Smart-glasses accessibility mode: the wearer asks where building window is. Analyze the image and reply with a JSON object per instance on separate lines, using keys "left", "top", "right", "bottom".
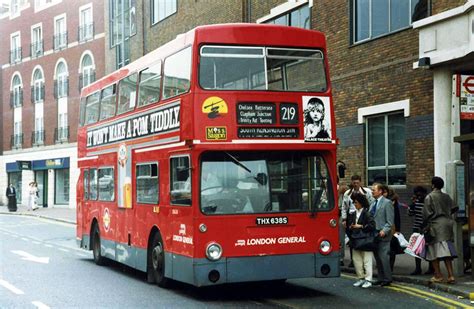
{"left": 55, "top": 169, "right": 69, "bottom": 204}
{"left": 136, "top": 163, "right": 159, "bottom": 204}
{"left": 32, "top": 69, "right": 44, "bottom": 103}
{"left": 33, "top": 102, "right": 44, "bottom": 145}
{"left": 54, "top": 16, "right": 67, "bottom": 50}
{"left": 353, "top": 0, "right": 429, "bottom": 43}
{"left": 366, "top": 112, "right": 406, "bottom": 185}
{"left": 11, "top": 75, "right": 23, "bottom": 108}
{"left": 55, "top": 62, "right": 69, "bottom": 98}
{"left": 266, "top": 4, "right": 310, "bottom": 29}
{"left": 10, "top": 34, "right": 21, "bottom": 64}
{"left": 57, "top": 112, "right": 68, "bottom": 142}
{"left": 151, "top": 0, "right": 177, "bottom": 24}
{"left": 80, "top": 54, "right": 95, "bottom": 89}
{"left": 31, "top": 26, "right": 43, "bottom": 58}
{"left": 13, "top": 121, "right": 22, "bottom": 148}
{"left": 110, "top": 0, "right": 135, "bottom": 69}
{"left": 10, "top": 0, "right": 19, "bottom": 16}
{"left": 79, "top": 6, "right": 94, "bottom": 42}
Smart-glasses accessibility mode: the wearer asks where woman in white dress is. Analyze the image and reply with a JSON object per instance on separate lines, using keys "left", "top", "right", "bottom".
{"left": 28, "top": 182, "right": 39, "bottom": 211}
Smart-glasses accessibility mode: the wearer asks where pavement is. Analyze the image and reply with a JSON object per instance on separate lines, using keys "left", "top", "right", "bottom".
{"left": 1, "top": 204, "right": 473, "bottom": 301}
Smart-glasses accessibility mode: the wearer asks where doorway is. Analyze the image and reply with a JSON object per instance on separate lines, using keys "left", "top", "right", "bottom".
{"left": 35, "top": 170, "right": 48, "bottom": 207}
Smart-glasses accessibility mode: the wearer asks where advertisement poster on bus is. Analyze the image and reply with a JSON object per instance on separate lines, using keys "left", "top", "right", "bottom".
{"left": 458, "top": 75, "right": 474, "bottom": 120}
{"left": 303, "top": 96, "right": 332, "bottom": 142}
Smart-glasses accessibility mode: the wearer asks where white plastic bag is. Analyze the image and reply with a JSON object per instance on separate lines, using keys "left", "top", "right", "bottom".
{"left": 394, "top": 232, "right": 409, "bottom": 248}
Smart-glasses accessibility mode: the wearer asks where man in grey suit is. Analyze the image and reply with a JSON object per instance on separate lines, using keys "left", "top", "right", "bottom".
{"left": 370, "top": 183, "right": 394, "bottom": 286}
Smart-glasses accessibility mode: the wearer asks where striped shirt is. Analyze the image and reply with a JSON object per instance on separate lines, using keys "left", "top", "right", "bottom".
{"left": 408, "top": 200, "right": 424, "bottom": 232}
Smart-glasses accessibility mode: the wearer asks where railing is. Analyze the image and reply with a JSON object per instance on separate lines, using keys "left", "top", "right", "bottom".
{"left": 53, "top": 32, "right": 68, "bottom": 50}
{"left": 78, "top": 23, "right": 94, "bottom": 42}
{"left": 30, "top": 41, "right": 44, "bottom": 58}
{"left": 32, "top": 130, "right": 45, "bottom": 146}
{"left": 10, "top": 134, "right": 23, "bottom": 149}
{"left": 55, "top": 126, "right": 69, "bottom": 143}
{"left": 10, "top": 48, "right": 22, "bottom": 64}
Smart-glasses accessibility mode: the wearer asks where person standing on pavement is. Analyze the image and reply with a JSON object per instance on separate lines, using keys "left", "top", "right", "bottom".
{"left": 348, "top": 193, "right": 375, "bottom": 289}
{"left": 370, "top": 182, "right": 394, "bottom": 286}
{"left": 387, "top": 188, "right": 402, "bottom": 272}
{"left": 28, "top": 182, "right": 39, "bottom": 211}
{"left": 408, "top": 186, "right": 434, "bottom": 275}
{"left": 423, "top": 176, "right": 458, "bottom": 284}
{"left": 5, "top": 183, "right": 17, "bottom": 212}
{"left": 342, "top": 175, "right": 373, "bottom": 267}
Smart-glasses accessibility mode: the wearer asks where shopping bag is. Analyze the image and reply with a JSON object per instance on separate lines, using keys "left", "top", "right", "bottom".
{"left": 394, "top": 232, "right": 409, "bottom": 248}
{"left": 404, "top": 233, "right": 425, "bottom": 259}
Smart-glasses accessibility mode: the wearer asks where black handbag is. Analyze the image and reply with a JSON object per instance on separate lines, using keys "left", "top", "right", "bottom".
{"left": 351, "top": 229, "right": 378, "bottom": 251}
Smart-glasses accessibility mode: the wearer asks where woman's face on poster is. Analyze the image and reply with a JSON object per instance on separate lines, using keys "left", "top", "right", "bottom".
{"left": 308, "top": 103, "right": 324, "bottom": 122}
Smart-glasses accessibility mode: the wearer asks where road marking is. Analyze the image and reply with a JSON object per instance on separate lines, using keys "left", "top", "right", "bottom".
{"left": 32, "top": 301, "right": 51, "bottom": 309}
{"left": 342, "top": 274, "right": 470, "bottom": 308}
{"left": 387, "top": 286, "right": 454, "bottom": 309}
{"left": 11, "top": 250, "right": 50, "bottom": 264}
{"left": 21, "top": 237, "right": 29, "bottom": 241}
{"left": 58, "top": 248, "right": 69, "bottom": 252}
{"left": 32, "top": 241, "right": 41, "bottom": 245}
{"left": 390, "top": 283, "right": 473, "bottom": 309}
{"left": 44, "top": 244, "right": 53, "bottom": 248}
{"left": 0, "top": 279, "right": 24, "bottom": 295}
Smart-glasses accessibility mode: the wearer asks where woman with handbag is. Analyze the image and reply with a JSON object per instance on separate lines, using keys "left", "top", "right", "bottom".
{"left": 348, "top": 193, "right": 376, "bottom": 289}
{"left": 423, "top": 177, "right": 458, "bottom": 284}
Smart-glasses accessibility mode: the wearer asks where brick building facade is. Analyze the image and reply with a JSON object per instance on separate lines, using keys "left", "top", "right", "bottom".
{"left": 0, "top": 0, "right": 105, "bottom": 208}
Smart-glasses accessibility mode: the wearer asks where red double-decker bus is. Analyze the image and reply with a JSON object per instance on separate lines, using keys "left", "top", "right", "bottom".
{"left": 76, "top": 23, "right": 339, "bottom": 287}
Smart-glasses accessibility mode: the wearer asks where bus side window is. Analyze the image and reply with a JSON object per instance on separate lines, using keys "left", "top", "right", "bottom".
{"left": 136, "top": 163, "right": 159, "bottom": 204}
{"left": 99, "top": 84, "right": 117, "bottom": 120}
{"left": 138, "top": 62, "right": 161, "bottom": 107}
{"left": 98, "top": 167, "right": 114, "bottom": 201}
{"left": 89, "top": 168, "right": 98, "bottom": 200}
{"left": 163, "top": 47, "right": 191, "bottom": 99}
{"left": 170, "top": 156, "right": 190, "bottom": 205}
{"left": 117, "top": 73, "right": 138, "bottom": 115}
{"left": 79, "top": 97, "right": 87, "bottom": 127}
{"left": 83, "top": 169, "right": 89, "bottom": 200}
{"left": 84, "top": 92, "right": 100, "bottom": 125}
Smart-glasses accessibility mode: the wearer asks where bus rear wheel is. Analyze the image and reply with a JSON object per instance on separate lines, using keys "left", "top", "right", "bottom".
{"left": 148, "top": 233, "right": 170, "bottom": 288}
{"left": 92, "top": 224, "right": 108, "bottom": 266}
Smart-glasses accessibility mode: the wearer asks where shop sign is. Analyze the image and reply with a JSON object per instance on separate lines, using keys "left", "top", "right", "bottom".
{"left": 17, "top": 161, "right": 31, "bottom": 170}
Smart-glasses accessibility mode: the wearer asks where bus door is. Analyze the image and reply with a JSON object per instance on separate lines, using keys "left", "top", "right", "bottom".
{"left": 169, "top": 155, "right": 194, "bottom": 259}
{"left": 115, "top": 145, "right": 136, "bottom": 267}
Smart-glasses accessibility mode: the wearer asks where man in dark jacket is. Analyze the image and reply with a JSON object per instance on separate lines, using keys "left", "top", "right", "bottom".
{"left": 6, "top": 183, "right": 17, "bottom": 212}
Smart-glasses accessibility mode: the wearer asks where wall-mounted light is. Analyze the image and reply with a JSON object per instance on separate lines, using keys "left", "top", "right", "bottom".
{"left": 418, "top": 57, "right": 431, "bottom": 69}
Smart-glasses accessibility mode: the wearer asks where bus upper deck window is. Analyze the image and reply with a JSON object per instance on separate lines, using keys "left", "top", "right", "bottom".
{"left": 163, "top": 47, "right": 191, "bottom": 99}
{"left": 117, "top": 73, "right": 138, "bottom": 115}
{"left": 138, "top": 61, "right": 161, "bottom": 107}
{"left": 99, "top": 84, "right": 117, "bottom": 120}
{"left": 84, "top": 92, "right": 100, "bottom": 125}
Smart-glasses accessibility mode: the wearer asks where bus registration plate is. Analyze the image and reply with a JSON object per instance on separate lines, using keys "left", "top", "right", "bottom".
{"left": 256, "top": 216, "right": 288, "bottom": 225}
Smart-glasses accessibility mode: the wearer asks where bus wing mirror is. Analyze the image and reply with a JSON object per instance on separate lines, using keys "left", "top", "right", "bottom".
{"left": 255, "top": 173, "right": 268, "bottom": 186}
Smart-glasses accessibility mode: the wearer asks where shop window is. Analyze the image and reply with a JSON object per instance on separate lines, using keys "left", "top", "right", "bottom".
{"left": 8, "top": 172, "right": 22, "bottom": 204}
{"left": 55, "top": 169, "right": 69, "bottom": 204}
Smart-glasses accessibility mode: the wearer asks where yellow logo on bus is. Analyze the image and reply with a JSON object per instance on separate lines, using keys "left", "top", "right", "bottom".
{"left": 202, "top": 96, "right": 228, "bottom": 119}
{"left": 206, "top": 127, "right": 227, "bottom": 140}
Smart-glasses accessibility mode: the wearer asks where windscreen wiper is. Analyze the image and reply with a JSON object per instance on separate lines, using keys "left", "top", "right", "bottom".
{"left": 225, "top": 152, "right": 252, "bottom": 174}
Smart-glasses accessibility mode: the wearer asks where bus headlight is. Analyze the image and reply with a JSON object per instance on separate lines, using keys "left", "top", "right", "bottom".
{"left": 319, "top": 240, "right": 331, "bottom": 255}
{"left": 206, "top": 242, "right": 223, "bottom": 261}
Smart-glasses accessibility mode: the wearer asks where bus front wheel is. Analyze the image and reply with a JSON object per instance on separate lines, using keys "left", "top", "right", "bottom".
{"left": 149, "top": 233, "right": 170, "bottom": 288}
{"left": 92, "top": 224, "right": 108, "bottom": 266}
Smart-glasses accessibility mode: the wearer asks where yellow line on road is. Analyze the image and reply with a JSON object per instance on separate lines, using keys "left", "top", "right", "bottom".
{"left": 390, "top": 283, "right": 473, "bottom": 309}
{"left": 387, "top": 286, "right": 454, "bottom": 309}
{"left": 342, "top": 274, "right": 471, "bottom": 309}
